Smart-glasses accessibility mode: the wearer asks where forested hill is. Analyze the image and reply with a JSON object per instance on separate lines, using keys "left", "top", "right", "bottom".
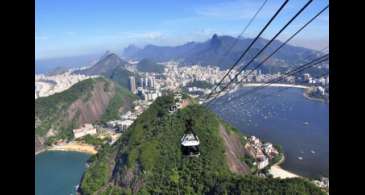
{"left": 74, "top": 53, "right": 138, "bottom": 89}
{"left": 79, "top": 95, "right": 325, "bottom": 195}
{"left": 35, "top": 77, "right": 135, "bottom": 153}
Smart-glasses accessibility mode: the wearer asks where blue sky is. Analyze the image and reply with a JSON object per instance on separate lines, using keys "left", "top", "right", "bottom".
{"left": 35, "top": 0, "right": 329, "bottom": 60}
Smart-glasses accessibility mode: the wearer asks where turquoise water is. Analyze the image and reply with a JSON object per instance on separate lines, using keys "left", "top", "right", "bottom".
{"left": 35, "top": 151, "right": 90, "bottom": 195}
{"left": 210, "top": 87, "right": 329, "bottom": 178}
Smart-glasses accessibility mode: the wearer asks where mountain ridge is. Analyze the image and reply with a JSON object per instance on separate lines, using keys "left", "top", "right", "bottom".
{"left": 74, "top": 52, "right": 139, "bottom": 90}
{"left": 123, "top": 34, "right": 321, "bottom": 72}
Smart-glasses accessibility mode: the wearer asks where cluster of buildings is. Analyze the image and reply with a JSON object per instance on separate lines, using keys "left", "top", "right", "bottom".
{"left": 169, "top": 93, "right": 189, "bottom": 113}
{"left": 245, "top": 136, "right": 279, "bottom": 170}
{"left": 303, "top": 73, "right": 329, "bottom": 86}
{"left": 302, "top": 73, "right": 329, "bottom": 98}
{"left": 129, "top": 73, "right": 163, "bottom": 101}
{"left": 105, "top": 98, "right": 152, "bottom": 132}
{"left": 160, "top": 63, "right": 328, "bottom": 99}
{"left": 35, "top": 71, "right": 96, "bottom": 99}
{"left": 72, "top": 123, "right": 97, "bottom": 139}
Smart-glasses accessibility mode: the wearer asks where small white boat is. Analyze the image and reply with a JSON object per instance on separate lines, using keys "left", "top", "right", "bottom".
{"left": 311, "top": 150, "right": 316, "bottom": 154}
{"left": 298, "top": 157, "right": 303, "bottom": 160}
{"left": 304, "top": 122, "right": 309, "bottom": 125}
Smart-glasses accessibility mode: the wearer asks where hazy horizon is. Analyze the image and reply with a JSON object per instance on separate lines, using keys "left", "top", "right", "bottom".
{"left": 36, "top": 0, "right": 328, "bottom": 60}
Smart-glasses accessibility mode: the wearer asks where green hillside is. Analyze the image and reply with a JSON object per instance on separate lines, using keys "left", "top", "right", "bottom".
{"left": 35, "top": 77, "right": 135, "bottom": 143}
{"left": 137, "top": 58, "right": 164, "bottom": 73}
{"left": 80, "top": 95, "right": 325, "bottom": 195}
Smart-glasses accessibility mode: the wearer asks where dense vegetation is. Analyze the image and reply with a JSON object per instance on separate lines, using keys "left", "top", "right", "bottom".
{"left": 35, "top": 78, "right": 97, "bottom": 137}
{"left": 106, "top": 66, "right": 137, "bottom": 89}
{"left": 35, "top": 77, "right": 134, "bottom": 146}
{"left": 136, "top": 58, "right": 164, "bottom": 73}
{"left": 100, "top": 84, "right": 136, "bottom": 123}
{"left": 185, "top": 80, "right": 213, "bottom": 89}
{"left": 81, "top": 144, "right": 116, "bottom": 195}
{"left": 80, "top": 95, "right": 325, "bottom": 195}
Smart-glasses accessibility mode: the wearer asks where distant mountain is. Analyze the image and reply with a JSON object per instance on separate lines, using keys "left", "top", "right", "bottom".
{"left": 76, "top": 52, "right": 129, "bottom": 76}
{"left": 35, "top": 77, "right": 135, "bottom": 153}
{"left": 123, "top": 34, "right": 322, "bottom": 73}
{"left": 122, "top": 44, "right": 141, "bottom": 57}
{"left": 74, "top": 52, "right": 139, "bottom": 89}
{"left": 136, "top": 58, "right": 164, "bottom": 73}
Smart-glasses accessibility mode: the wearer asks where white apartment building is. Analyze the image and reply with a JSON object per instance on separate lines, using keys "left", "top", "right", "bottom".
{"left": 257, "top": 156, "right": 269, "bottom": 169}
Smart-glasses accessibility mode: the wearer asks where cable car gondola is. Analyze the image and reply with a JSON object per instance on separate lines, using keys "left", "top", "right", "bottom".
{"left": 169, "top": 104, "right": 177, "bottom": 113}
{"left": 181, "top": 119, "right": 200, "bottom": 157}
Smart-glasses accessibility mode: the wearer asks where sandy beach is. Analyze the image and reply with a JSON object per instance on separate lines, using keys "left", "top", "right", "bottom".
{"left": 47, "top": 142, "right": 97, "bottom": 154}
{"left": 269, "top": 165, "right": 301, "bottom": 179}
{"left": 268, "top": 156, "right": 301, "bottom": 179}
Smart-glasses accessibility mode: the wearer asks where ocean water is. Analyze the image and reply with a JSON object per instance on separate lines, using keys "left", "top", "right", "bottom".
{"left": 35, "top": 151, "right": 90, "bottom": 195}
{"left": 209, "top": 87, "right": 329, "bottom": 178}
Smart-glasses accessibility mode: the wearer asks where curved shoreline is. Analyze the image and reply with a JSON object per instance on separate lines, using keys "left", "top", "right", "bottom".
{"left": 269, "top": 155, "right": 301, "bottom": 179}
{"left": 240, "top": 83, "right": 309, "bottom": 89}
{"left": 35, "top": 142, "right": 97, "bottom": 156}
{"left": 302, "top": 90, "right": 328, "bottom": 103}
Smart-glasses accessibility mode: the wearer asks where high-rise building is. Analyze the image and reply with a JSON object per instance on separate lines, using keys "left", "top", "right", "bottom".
{"left": 140, "top": 78, "right": 144, "bottom": 88}
{"left": 303, "top": 73, "right": 311, "bottom": 82}
{"left": 145, "top": 77, "right": 149, "bottom": 87}
{"left": 149, "top": 77, "right": 155, "bottom": 88}
{"left": 129, "top": 76, "right": 136, "bottom": 94}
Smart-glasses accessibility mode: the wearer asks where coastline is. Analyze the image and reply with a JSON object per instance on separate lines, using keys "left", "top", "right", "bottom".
{"left": 269, "top": 155, "right": 301, "bottom": 179}
{"left": 240, "top": 83, "right": 309, "bottom": 89}
{"left": 302, "top": 90, "right": 327, "bottom": 103}
{"left": 35, "top": 148, "right": 47, "bottom": 156}
{"left": 207, "top": 83, "right": 310, "bottom": 102}
{"left": 35, "top": 142, "right": 97, "bottom": 156}
{"left": 237, "top": 83, "right": 328, "bottom": 104}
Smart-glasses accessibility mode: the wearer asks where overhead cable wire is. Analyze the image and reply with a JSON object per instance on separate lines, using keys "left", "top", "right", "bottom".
{"left": 209, "top": 54, "right": 328, "bottom": 105}
{"left": 206, "top": 0, "right": 290, "bottom": 100}
{"left": 207, "top": 0, "right": 314, "bottom": 104}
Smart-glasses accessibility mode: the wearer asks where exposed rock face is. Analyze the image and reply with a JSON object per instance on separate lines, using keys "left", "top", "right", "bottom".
{"left": 67, "top": 81, "right": 115, "bottom": 128}
{"left": 35, "top": 78, "right": 133, "bottom": 154}
{"left": 218, "top": 124, "right": 249, "bottom": 174}
{"left": 35, "top": 136, "right": 44, "bottom": 154}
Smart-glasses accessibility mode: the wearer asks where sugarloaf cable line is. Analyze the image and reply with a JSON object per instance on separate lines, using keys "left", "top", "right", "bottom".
{"left": 209, "top": 52, "right": 329, "bottom": 105}
{"left": 231, "top": 4, "right": 329, "bottom": 91}
{"left": 207, "top": 0, "right": 314, "bottom": 104}
{"left": 213, "top": 0, "right": 269, "bottom": 66}
{"left": 207, "top": 5, "right": 329, "bottom": 105}
{"left": 224, "top": 67, "right": 329, "bottom": 108}
{"left": 206, "top": 0, "right": 290, "bottom": 100}
{"left": 211, "top": 56, "right": 328, "bottom": 107}
{"left": 206, "top": 1, "right": 328, "bottom": 105}
{"left": 224, "top": 69, "right": 329, "bottom": 108}
{"left": 208, "top": 0, "right": 268, "bottom": 94}
{"left": 210, "top": 54, "right": 328, "bottom": 106}
{"left": 207, "top": 46, "right": 328, "bottom": 104}
{"left": 219, "top": 54, "right": 329, "bottom": 104}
